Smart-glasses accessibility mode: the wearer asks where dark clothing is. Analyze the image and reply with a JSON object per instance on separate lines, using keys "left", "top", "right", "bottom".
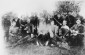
{"left": 20, "top": 20, "right": 28, "bottom": 26}
{"left": 69, "top": 34, "right": 84, "bottom": 46}
{"left": 66, "top": 15, "right": 76, "bottom": 28}
{"left": 68, "top": 24, "right": 84, "bottom": 47}
{"left": 2, "top": 18, "right": 11, "bottom": 41}
{"left": 20, "top": 26, "right": 27, "bottom": 37}
{"left": 30, "top": 16, "right": 39, "bottom": 27}
{"left": 53, "top": 15, "right": 63, "bottom": 28}
{"left": 30, "top": 16, "right": 39, "bottom": 35}
{"left": 16, "top": 19, "right": 20, "bottom": 27}
{"left": 3, "top": 18, "right": 11, "bottom": 30}
{"left": 60, "top": 28, "right": 69, "bottom": 36}
{"left": 26, "top": 23, "right": 32, "bottom": 33}
{"left": 37, "top": 33, "right": 50, "bottom": 45}
{"left": 20, "top": 20, "right": 28, "bottom": 37}
{"left": 53, "top": 15, "right": 76, "bottom": 28}
{"left": 71, "top": 24, "right": 85, "bottom": 33}
{"left": 33, "top": 27, "right": 38, "bottom": 35}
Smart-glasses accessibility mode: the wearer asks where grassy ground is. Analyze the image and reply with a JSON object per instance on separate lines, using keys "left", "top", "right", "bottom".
{"left": 5, "top": 42, "right": 85, "bottom": 55}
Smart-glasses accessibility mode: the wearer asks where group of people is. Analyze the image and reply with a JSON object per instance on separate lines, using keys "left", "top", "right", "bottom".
{"left": 3, "top": 13, "right": 85, "bottom": 49}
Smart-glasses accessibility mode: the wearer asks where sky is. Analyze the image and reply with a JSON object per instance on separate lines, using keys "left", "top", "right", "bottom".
{"left": 0, "top": 0, "right": 85, "bottom": 55}
{"left": 0, "top": 0, "right": 84, "bottom": 17}
{"left": 0, "top": 0, "right": 58, "bottom": 17}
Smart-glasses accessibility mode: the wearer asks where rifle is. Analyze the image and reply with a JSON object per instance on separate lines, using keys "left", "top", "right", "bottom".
{"left": 9, "top": 34, "right": 35, "bottom": 48}
{"left": 53, "top": 17, "right": 62, "bottom": 26}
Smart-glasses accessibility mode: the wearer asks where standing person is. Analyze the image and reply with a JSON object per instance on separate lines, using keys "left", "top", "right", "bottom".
{"left": 53, "top": 14, "right": 63, "bottom": 28}
{"left": 24, "top": 18, "right": 32, "bottom": 35}
{"left": 30, "top": 15, "right": 39, "bottom": 44}
{"left": 65, "top": 14, "right": 76, "bottom": 28}
{"left": 16, "top": 18, "right": 21, "bottom": 28}
{"left": 20, "top": 18, "right": 28, "bottom": 37}
{"left": 2, "top": 16, "right": 11, "bottom": 42}
{"left": 30, "top": 15, "right": 39, "bottom": 36}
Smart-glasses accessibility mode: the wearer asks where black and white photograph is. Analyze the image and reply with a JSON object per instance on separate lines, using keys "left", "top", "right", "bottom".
{"left": 1, "top": 0, "right": 85, "bottom": 55}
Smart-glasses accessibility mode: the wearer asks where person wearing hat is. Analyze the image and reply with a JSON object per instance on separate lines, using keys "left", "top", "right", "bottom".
{"left": 69, "top": 19, "right": 85, "bottom": 47}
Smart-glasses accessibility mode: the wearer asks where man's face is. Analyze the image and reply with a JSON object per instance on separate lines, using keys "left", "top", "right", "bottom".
{"left": 12, "top": 21, "right": 16, "bottom": 26}
{"left": 51, "top": 21, "right": 54, "bottom": 25}
{"left": 63, "top": 21, "right": 67, "bottom": 25}
{"left": 27, "top": 19, "right": 30, "bottom": 22}
{"left": 57, "top": 14, "right": 61, "bottom": 18}
{"left": 76, "top": 19, "right": 81, "bottom": 24}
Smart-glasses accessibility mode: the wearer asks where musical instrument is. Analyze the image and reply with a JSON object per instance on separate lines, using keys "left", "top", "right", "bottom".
{"left": 70, "top": 30, "right": 79, "bottom": 36}
{"left": 70, "top": 29, "right": 84, "bottom": 36}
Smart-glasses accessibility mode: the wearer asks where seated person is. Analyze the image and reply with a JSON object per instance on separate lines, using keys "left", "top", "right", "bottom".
{"left": 69, "top": 19, "right": 85, "bottom": 47}
{"left": 37, "top": 21, "right": 50, "bottom": 46}
{"left": 59, "top": 20, "right": 69, "bottom": 39}
{"left": 48, "top": 21, "right": 59, "bottom": 46}
{"left": 9, "top": 19, "right": 19, "bottom": 43}
{"left": 9, "top": 19, "right": 19, "bottom": 36}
